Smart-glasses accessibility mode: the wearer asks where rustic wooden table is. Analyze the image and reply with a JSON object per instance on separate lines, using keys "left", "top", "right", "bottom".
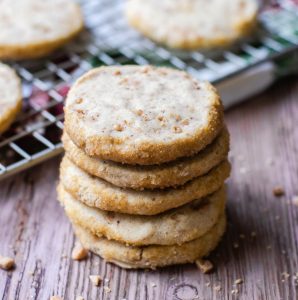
{"left": 0, "top": 76, "right": 298, "bottom": 300}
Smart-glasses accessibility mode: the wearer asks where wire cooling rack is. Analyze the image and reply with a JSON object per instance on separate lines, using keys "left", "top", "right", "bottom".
{"left": 0, "top": 0, "right": 298, "bottom": 181}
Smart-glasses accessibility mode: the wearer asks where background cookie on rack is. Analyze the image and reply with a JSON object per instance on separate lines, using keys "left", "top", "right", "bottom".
{"left": 0, "top": 0, "right": 84, "bottom": 60}
{"left": 0, "top": 63, "right": 22, "bottom": 133}
{"left": 125, "top": 0, "right": 258, "bottom": 49}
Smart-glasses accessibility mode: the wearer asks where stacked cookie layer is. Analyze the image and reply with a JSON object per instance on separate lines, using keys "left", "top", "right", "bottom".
{"left": 58, "top": 65, "right": 231, "bottom": 269}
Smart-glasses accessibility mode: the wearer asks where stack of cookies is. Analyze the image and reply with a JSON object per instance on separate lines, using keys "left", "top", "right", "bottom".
{"left": 58, "top": 65, "right": 231, "bottom": 269}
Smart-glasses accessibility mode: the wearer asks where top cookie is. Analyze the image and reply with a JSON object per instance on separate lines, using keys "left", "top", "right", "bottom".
{"left": 0, "top": 0, "right": 83, "bottom": 60}
{"left": 64, "top": 65, "right": 223, "bottom": 165}
{"left": 126, "top": 0, "right": 258, "bottom": 49}
{"left": 0, "top": 63, "right": 22, "bottom": 133}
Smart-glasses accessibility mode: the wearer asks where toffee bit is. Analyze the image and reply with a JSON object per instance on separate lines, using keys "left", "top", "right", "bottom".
{"left": 71, "top": 242, "right": 88, "bottom": 261}
{"left": 141, "top": 66, "right": 150, "bottom": 73}
{"left": 89, "top": 275, "right": 102, "bottom": 286}
{"left": 174, "top": 114, "right": 182, "bottom": 121}
{"left": 135, "top": 109, "right": 144, "bottom": 116}
{"left": 0, "top": 255, "right": 15, "bottom": 270}
{"left": 181, "top": 119, "right": 189, "bottom": 125}
{"left": 172, "top": 126, "right": 182, "bottom": 133}
{"left": 195, "top": 259, "right": 214, "bottom": 274}
{"left": 113, "top": 70, "right": 121, "bottom": 76}
{"left": 75, "top": 98, "right": 83, "bottom": 104}
{"left": 273, "top": 187, "right": 285, "bottom": 197}
{"left": 114, "top": 124, "right": 124, "bottom": 131}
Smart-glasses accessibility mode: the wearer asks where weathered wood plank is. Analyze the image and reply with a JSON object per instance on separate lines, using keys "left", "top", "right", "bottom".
{"left": 1, "top": 77, "right": 298, "bottom": 300}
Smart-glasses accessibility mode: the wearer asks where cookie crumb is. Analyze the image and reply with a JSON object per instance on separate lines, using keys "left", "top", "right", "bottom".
{"left": 76, "top": 297, "right": 84, "bottom": 300}
{"left": 151, "top": 282, "right": 157, "bottom": 287}
{"left": 250, "top": 231, "right": 257, "bottom": 237}
{"left": 114, "top": 124, "right": 124, "bottom": 132}
{"left": 292, "top": 196, "right": 298, "bottom": 206}
{"left": 72, "top": 243, "right": 88, "bottom": 261}
{"left": 231, "top": 289, "right": 239, "bottom": 295}
{"left": 195, "top": 259, "right": 214, "bottom": 274}
{"left": 89, "top": 275, "right": 102, "bottom": 287}
{"left": 214, "top": 285, "right": 221, "bottom": 292}
{"left": 50, "top": 297, "right": 62, "bottom": 300}
{"left": 233, "top": 242, "right": 239, "bottom": 249}
{"left": 0, "top": 255, "right": 15, "bottom": 270}
{"left": 206, "top": 282, "right": 211, "bottom": 287}
{"left": 234, "top": 278, "right": 243, "bottom": 285}
{"left": 281, "top": 272, "right": 290, "bottom": 279}
{"left": 172, "top": 126, "right": 182, "bottom": 133}
{"left": 103, "top": 286, "right": 111, "bottom": 293}
{"left": 273, "top": 187, "right": 285, "bottom": 197}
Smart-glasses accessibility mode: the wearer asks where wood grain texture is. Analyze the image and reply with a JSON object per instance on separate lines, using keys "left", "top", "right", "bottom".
{"left": 0, "top": 76, "right": 298, "bottom": 300}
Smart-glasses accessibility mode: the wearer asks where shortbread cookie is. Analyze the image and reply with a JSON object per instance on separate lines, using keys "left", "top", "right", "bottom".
{"left": 73, "top": 214, "right": 226, "bottom": 269}
{"left": 58, "top": 184, "right": 226, "bottom": 246}
{"left": 126, "top": 0, "right": 258, "bottom": 49}
{"left": 0, "top": 63, "right": 22, "bottom": 133}
{"left": 0, "top": 0, "right": 83, "bottom": 60}
{"left": 60, "top": 157, "right": 230, "bottom": 215}
{"left": 64, "top": 65, "right": 223, "bottom": 165}
{"left": 63, "top": 128, "right": 229, "bottom": 189}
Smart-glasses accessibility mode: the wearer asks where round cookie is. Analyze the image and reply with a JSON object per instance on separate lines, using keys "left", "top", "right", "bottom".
{"left": 64, "top": 65, "right": 224, "bottom": 165}
{"left": 0, "top": 63, "right": 22, "bottom": 133}
{"left": 125, "top": 0, "right": 258, "bottom": 50}
{"left": 63, "top": 128, "right": 229, "bottom": 190}
{"left": 72, "top": 214, "right": 226, "bottom": 269}
{"left": 0, "top": 0, "right": 83, "bottom": 60}
{"left": 58, "top": 184, "right": 226, "bottom": 246}
{"left": 60, "top": 156, "right": 231, "bottom": 215}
